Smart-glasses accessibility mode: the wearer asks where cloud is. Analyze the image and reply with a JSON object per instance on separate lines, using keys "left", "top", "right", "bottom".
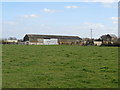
{"left": 111, "top": 17, "right": 118, "bottom": 20}
{"left": 82, "top": 22, "right": 105, "bottom": 28}
{"left": 83, "top": 0, "right": 118, "bottom": 8}
{"left": 64, "top": 6, "right": 80, "bottom": 9}
{"left": 22, "top": 14, "right": 39, "bottom": 18}
{"left": 3, "top": 21, "right": 18, "bottom": 25}
{"left": 69, "top": 22, "right": 118, "bottom": 38}
{"left": 81, "top": 0, "right": 118, "bottom": 8}
{"left": 63, "top": 1, "right": 118, "bottom": 9}
{"left": 110, "top": 17, "right": 118, "bottom": 24}
{"left": 101, "top": 2, "right": 118, "bottom": 8}
{"left": 43, "top": 8, "right": 57, "bottom": 13}
{"left": 83, "top": 0, "right": 118, "bottom": 3}
{"left": 112, "top": 21, "right": 118, "bottom": 24}
{"left": 40, "top": 24, "right": 51, "bottom": 29}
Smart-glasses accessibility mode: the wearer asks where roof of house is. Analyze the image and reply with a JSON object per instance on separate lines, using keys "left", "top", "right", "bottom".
{"left": 94, "top": 38, "right": 102, "bottom": 41}
{"left": 108, "top": 34, "right": 117, "bottom": 38}
{"left": 25, "top": 34, "right": 81, "bottom": 39}
{"left": 101, "top": 34, "right": 117, "bottom": 38}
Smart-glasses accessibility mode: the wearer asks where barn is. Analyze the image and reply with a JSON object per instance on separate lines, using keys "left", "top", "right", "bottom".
{"left": 23, "top": 34, "right": 81, "bottom": 45}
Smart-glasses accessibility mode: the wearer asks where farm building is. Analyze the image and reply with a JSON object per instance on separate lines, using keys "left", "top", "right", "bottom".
{"left": 80, "top": 38, "right": 94, "bottom": 46}
{"left": 2, "top": 40, "right": 18, "bottom": 44}
{"left": 23, "top": 34, "right": 81, "bottom": 45}
{"left": 94, "top": 39, "right": 102, "bottom": 46}
{"left": 100, "top": 34, "right": 117, "bottom": 45}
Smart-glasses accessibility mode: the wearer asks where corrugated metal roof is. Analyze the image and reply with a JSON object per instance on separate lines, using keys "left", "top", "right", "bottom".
{"left": 26, "top": 34, "right": 81, "bottom": 39}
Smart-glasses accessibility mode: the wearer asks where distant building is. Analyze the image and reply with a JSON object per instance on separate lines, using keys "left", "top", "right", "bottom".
{"left": 94, "top": 39, "right": 102, "bottom": 46}
{"left": 100, "top": 34, "right": 117, "bottom": 45}
{"left": 17, "top": 39, "right": 25, "bottom": 45}
{"left": 81, "top": 38, "right": 94, "bottom": 46}
{"left": 23, "top": 34, "right": 81, "bottom": 45}
{"left": 112, "top": 38, "right": 120, "bottom": 46}
{"left": 7, "top": 40, "right": 18, "bottom": 43}
{"left": 2, "top": 40, "right": 18, "bottom": 44}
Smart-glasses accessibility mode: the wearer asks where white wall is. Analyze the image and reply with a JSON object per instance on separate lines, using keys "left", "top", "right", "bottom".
{"left": 25, "top": 38, "right": 58, "bottom": 45}
{"left": 6, "top": 40, "right": 18, "bottom": 43}
{"left": 94, "top": 41, "right": 102, "bottom": 46}
{"left": 43, "top": 39, "right": 58, "bottom": 45}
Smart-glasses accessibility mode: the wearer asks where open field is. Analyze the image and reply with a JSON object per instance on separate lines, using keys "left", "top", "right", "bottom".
{"left": 2, "top": 45, "right": 118, "bottom": 88}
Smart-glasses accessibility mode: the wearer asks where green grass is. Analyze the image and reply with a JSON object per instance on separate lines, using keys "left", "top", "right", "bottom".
{"left": 2, "top": 45, "right": 118, "bottom": 88}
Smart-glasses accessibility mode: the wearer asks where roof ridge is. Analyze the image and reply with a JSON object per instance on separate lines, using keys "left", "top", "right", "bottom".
{"left": 26, "top": 34, "right": 80, "bottom": 37}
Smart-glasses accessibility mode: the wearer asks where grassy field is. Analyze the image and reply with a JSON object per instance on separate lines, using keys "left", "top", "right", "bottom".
{"left": 2, "top": 45, "right": 118, "bottom": 88}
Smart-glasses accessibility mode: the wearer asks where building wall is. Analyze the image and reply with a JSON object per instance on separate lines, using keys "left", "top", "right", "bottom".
{"left": 25, "top": 41, "right": 43, "bottom": 45}
{"left": 2, "top": 40, "right": 18, "bottom": 44}
{"left": 25, "top": 38, "right": 59, "bottom": 45}
{"left": 43, "top": 39, "right": 58, "bottom": 45}
{"left": 94, "top": 41, "right": 102, "bottom": 46}
{"left": 6, "top": 40, "right": 18, "bottom": 43}
{"left": 58, "top": 39, "right": 80, "bottom": 45}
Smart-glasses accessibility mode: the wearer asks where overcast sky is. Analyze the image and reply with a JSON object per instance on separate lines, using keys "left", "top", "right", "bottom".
{"left": 2, "top": 1, "right": 118, "bottom": 39}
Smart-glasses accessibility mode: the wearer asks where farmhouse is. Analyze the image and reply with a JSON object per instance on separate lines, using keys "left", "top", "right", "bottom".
{"left": 23, "top": 34, "right": 81, "bottom": 45}
{"left": 100, "top": 34, "right": 117, "bottom": 45}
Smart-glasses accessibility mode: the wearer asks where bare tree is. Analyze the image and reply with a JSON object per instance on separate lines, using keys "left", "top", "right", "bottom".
{"left": 8, "top": 37, "right": 17, "bottom": 40}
